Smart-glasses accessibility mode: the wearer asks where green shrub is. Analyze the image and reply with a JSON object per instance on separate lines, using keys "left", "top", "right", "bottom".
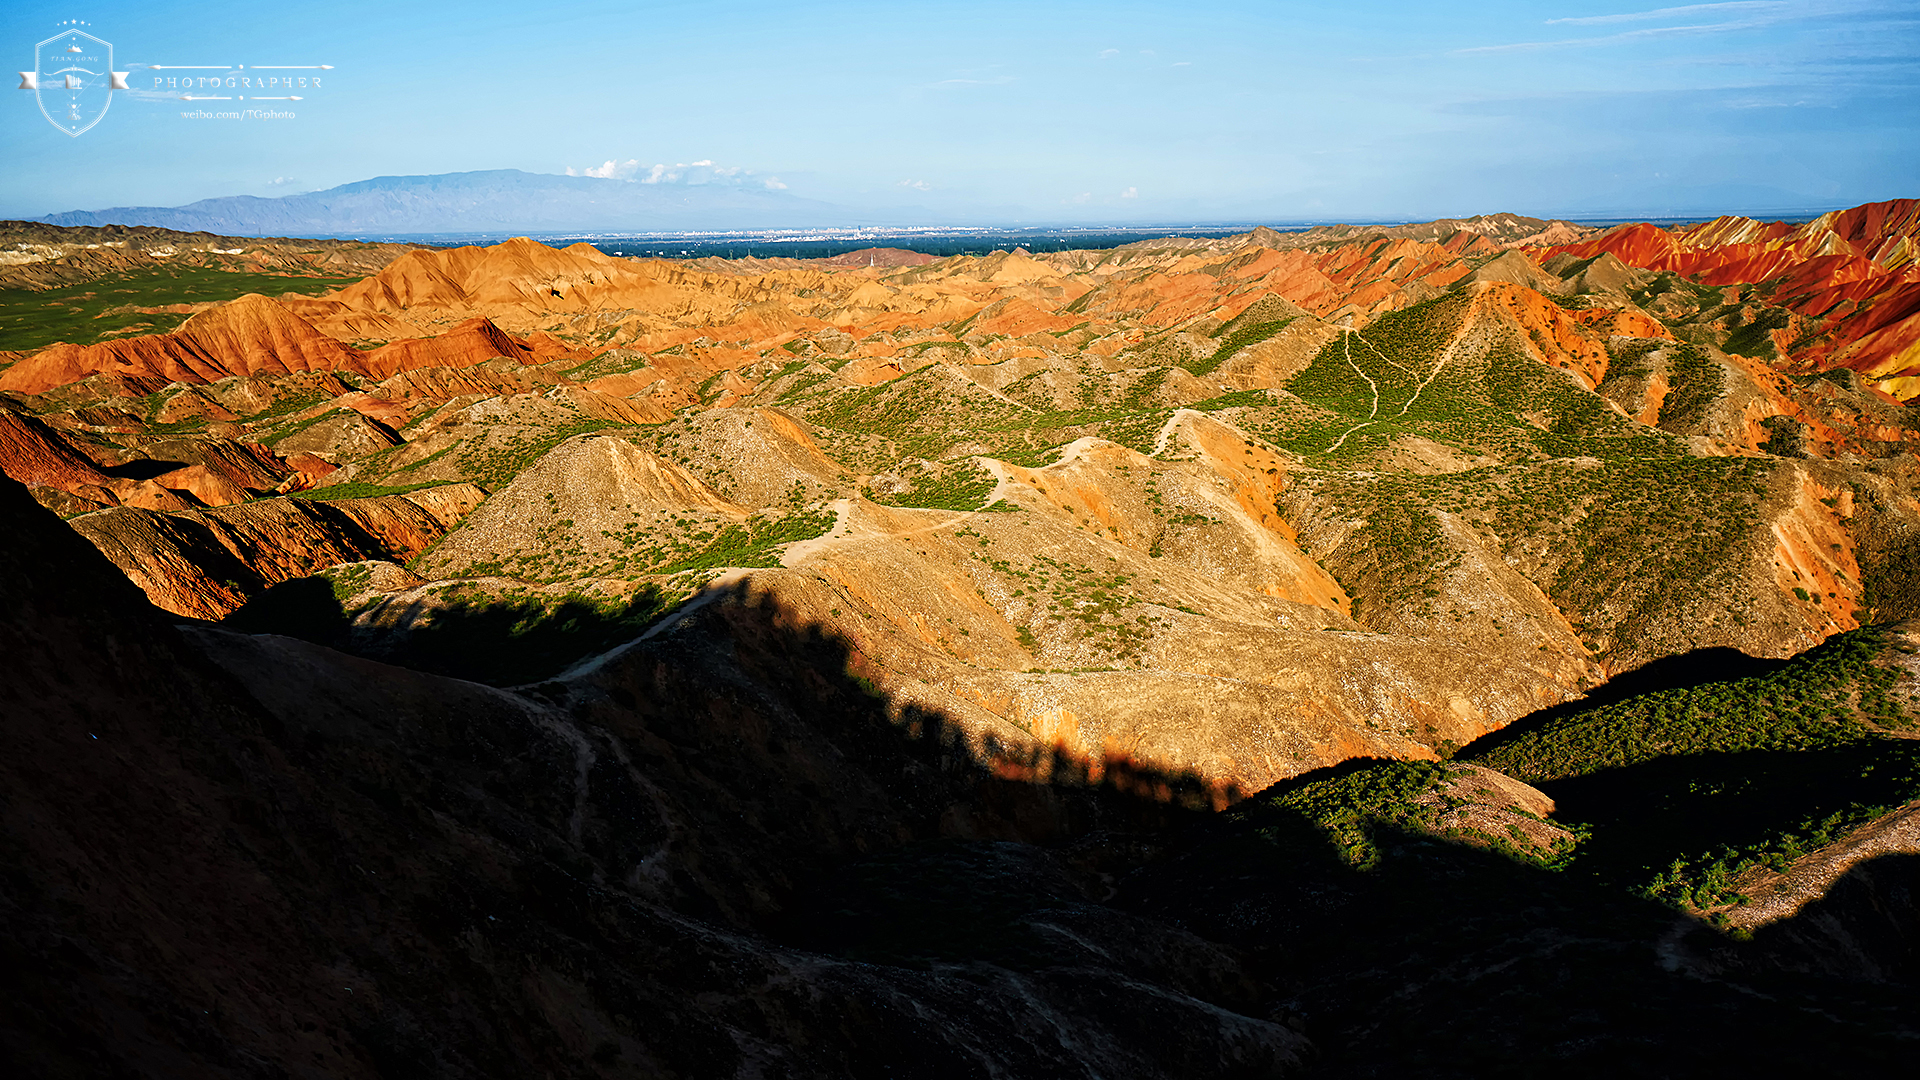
{"left": 871, "top": 460, "right": 997, "bottom": 511}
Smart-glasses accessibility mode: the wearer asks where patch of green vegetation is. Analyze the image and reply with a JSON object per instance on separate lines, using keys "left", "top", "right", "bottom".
{"left": 1333, "top": 476, "right": 1460, "bottom": 619}
{"left": 0, "top": 265, "right": 365, "bottom": 352}
{"left": 456, "top": 418, "right": 623, "bottom": 489}
{"left": 1471, "top": 630, "right": 1908, "bottom": 781}
{"left": 1601, "top": 339, "right": 1662, "bottom": 384}
{"left": 1191, "top": 389, "right": 1274, "bottom": 411}
{"left": 316, "top": 562, "right": 383, "bottom": 605}
{"left": 1189, "top": 317, "right": 1294, "bottom": 377}
{"left": 871, "top": 460, "right": 996, "bottom": 511}
{"left": 654, "top": 509, "right": 836, "bottom": 573}
{"left": 252, "top": 405, "right": 349, "bottom": 445}
{"left": 1292, "top": 449, "right": 1766, "bottom": 639}
{"left": 800, "top": 367, "right": 1026, "bottom": 460}
{"left": 1465, "top": 628, "right": 1919, "bottom": 909}
{"left": 1092, "top": 407, "right": 1172, "bottom": 453}
{"left": 1617, "top": 738, "right": 1920, "bottom": 909}
{"left": 1721, "top": 306, "right": 1793, "bottom": 360}
{"left": 560, "top": 348, "right": 651, "bottom": 381}
{"left": 1232, "top": 760, "right": 1576, "bottom": 872}
{"left": 1120, "top": 366, "right": 1169, "bottom": 406}
{"left": 1758, "top": 415, "right": 1808, "bottom": 458}
{"left": 996, "top": 442, "right": 1068, "bottom": 468}
{"left": 1654, "top": 344, "right": 1723, "bottom": 430}
{"left": 995, "top": 552, "right": 1165, "bottom": 661}
{"left": 232, "top": 389, "right": 333, "bottom": 425}
{"left": 1626, "top": 271, "right": 1725, "bottom": 325}
{"left": 1860, "top": 531, "right": 1920, "bottom": 623}
{"left": 552, "top": 506, "right": 838, "bottom": 581}
{"left": 1263, "top": 290, "right": 1704, "bottom": 464}
{"left": 1513, "top": 458, "right": 1762, "bottom": 649}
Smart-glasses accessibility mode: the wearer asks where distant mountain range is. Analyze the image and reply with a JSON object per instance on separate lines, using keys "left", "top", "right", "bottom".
{"left": 33, "top": 170, "right": 912, "bottom": 237}
{"left": 34, "top": 170, "right": 1863, "bottom": 241}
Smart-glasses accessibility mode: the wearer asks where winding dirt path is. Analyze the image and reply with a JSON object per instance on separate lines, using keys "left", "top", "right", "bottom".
{"left": 1325, "top": 330, "right": 1381, "bottom": 453}
{"left": 779, "top": 469, "right": 1017, "bottom": 569}
{"left": 1324, "top": 322, "right": 1461, "bottom": 452}
{"left": 1148, "top": 408, "right": 1203, "bottom": 458}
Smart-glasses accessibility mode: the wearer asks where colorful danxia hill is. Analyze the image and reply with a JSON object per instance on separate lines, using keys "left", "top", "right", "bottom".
{"left": 2, "top": 203, "right": 1918, "bottom": 1076}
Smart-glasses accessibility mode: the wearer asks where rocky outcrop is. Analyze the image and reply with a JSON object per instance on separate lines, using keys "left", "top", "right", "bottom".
{"left": 0, "top": 294, "right": 364, "bottom": 394}
{"left": 0, "top": 409, "right": 320, "bottom": 511}
{"left": 358, "top": 316, "right": 536, "bottom": 377}
{"left": 0, "top": 407, "right": 114, "bottom": 495}
{"left": 68, "top": 483, "right": 486, "bottom": 619}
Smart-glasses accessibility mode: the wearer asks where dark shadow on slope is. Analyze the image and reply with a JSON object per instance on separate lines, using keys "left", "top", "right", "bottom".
{"left": 9, "top": 459, "right": 1308, "bottom": 1078}
{"left": 222, "top": 575, "right": 349, "bottom": 641}
{"left": 352, "top": 587, "right": 675, "bottom": 686}
{"left": 618, "top": 586, "right": 1920, "bottom": 1075}
{"left": 1114, "top": 756, "right": 1920, "bottom": 1078}
{"left": 1583, "top": 646, "right": 1792, "bottom": 705}
{"left": 30, "top": 487, "right": 1920, "bottom": 1078}
{"left": 1544, "top": 742, "right": 1920, "bottom": 907}
{"left": 97, "top": 458, "right": 188, "bottom": 480}
{"left": 1739, "top": 853, "right": 1920, "bottom": 983}
{"left": 1456, "top": 644, "right": 1792, "bottom": 761}
{"left": 222, "top": 575, "right": 676, "bottom": 686}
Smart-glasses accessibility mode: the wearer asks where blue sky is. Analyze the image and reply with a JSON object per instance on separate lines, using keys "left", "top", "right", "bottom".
{"left": 3, "top": 0, "right": 1915, "bottom": 223}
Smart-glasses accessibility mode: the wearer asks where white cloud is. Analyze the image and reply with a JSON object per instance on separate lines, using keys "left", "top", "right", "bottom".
{"left": 569, "top": 159, "right": 641, "bottom": 179}
{"left": 1120, "top": 186, "right": 1139, "bottom": 198}
{"left": 566, "top": 158, "right": 780, "bottom": 187}
{"left": 1067, "top": 192, "right": 1092, "bottom": 204}
{"left": 898, "top": 179, "right": 933, "bottom": 191}
{"left": 1546, "top": 2, "right": 1784, "bottom": 25}
{"left": 1099, "top": 48, "right": 1120, "bottom": 59}
{"left": 265, "top": 176, "right": 298, "bottom": 186}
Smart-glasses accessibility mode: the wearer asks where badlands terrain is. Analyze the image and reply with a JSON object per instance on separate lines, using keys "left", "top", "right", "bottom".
{"left": 3, "top": 203, "right": 1919, "bottom": 1076}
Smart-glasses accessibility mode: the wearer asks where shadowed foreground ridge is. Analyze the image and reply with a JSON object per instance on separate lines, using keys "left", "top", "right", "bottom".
{"left": 3, "top": 468, "right": 1919, "bottom": 1077}
{"left": 0, "top": 471, "right": 1295, "bottom": 1077}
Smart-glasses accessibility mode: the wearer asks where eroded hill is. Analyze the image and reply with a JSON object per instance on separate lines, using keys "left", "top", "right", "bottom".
{"left": 1, "top": 210, "right": 1917, "bottom": 795}
{"left": 3, "top": 207, "right": 1920, "bottom": 1076}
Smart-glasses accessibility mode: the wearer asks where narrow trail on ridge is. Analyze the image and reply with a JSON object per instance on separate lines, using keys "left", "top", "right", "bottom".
{"left": 1148, "top": 408, "right": 1203, "bottom": 458}
{"left": 584, "top": 473, "right": 1016, "bottom": 656}
{"left": 779, "top": 470, "right": 1017, "bottom": 568}
{"left": 1325, "top": 330, "right": 1381, "bottom": 454}
{"left": 1324, "top": 320, "right": 1462, "bottom": 453}
{"left": 1352, "top": 321, "right": 1460, "bottom": 421}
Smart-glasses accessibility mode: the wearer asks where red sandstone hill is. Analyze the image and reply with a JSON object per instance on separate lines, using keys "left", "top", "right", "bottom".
{"left": 323, "top": 236, "right": 650, "bottom": 314}
{"left": 0, "top": 294, "right": 361, "bottom": 395}
{"left": 1538, "top": 199, "right": 1920, "bottom": 394}
{"left": 0, "top": 297, "right": 561, "bottom": 397}
{"left": 360, "top": 316, "right": 538, "bottom": 378}
{"left": 0, "top": 408, "right": 114, "bottom": 493}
